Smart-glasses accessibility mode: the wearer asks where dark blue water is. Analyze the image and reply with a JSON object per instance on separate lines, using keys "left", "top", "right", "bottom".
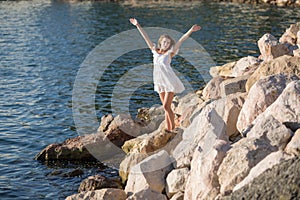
{"left": 0, "top": 0, "right": 299, "bottom": 199}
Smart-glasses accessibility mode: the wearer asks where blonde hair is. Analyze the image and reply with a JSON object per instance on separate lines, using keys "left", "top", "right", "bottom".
{"left": 157, "top": 34, "right": 175, "bottom": 51}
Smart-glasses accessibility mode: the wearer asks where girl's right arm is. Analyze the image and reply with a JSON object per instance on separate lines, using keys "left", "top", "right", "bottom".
{"left": 129, "top": 18, "right": 154, "bottom": 50}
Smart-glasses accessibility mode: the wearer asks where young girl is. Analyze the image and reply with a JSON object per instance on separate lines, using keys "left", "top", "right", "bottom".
{"left": 129, "top": 18, "right": 201, "bottom": 131}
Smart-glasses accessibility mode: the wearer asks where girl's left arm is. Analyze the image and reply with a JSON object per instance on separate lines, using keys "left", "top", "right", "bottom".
{"left": 172, "top": 25, "right": 201, "bottom": 56}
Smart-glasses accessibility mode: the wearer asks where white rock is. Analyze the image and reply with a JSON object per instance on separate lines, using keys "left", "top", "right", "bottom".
{"left": 231, "top": 56, "right": 261, "bottom": 77}
{"left": 218, "top": 115, "right": 292, "bottom": 194}
{"left": 166, "top": 168, "right": 189, "bottom": 198}
{"left": 237, "top": 73, "right": 299, "bottom": 133}
{"left": 184, "top": 139, "right": 230, "bottom": 200}
{"left": 125, "top": 150, "right": 172, "bottom": 194}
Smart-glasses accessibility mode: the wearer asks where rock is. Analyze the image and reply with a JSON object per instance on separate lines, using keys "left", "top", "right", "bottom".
{"left": 217, "top": 115, "right": 293, "bottom": 195}
{"left": 220, "top": 75, "right": 249, "bottom": 97}
{"left": 231, "top": 56, "right": 261, "bottom": 77}
{"left": 220, "top": 156, "right": 300, "bottom": 200}
{"left": 165, "top": 168, "right": 189, "bottom": 198}
{"left": 101, "top": 114, "right": 141, "bottom": 147}
{"left": 209, "top": 61, "right": 236, "bottom": 78}
{"left": 98, "top": 114, "right": 114, "bottom": 132}
{"left": 184, "top": 139, "right": 230, "bottom": 200}
{"left": 121, "top": 124, "right": 182, "bottom": 154}
{"left": 245, "top": 55, "right": 300, "bottom": 92}
{"left": 172, "top": 107, "right": 228, "bottom": 168}
{"left": 62, "top": 169, "right": 84, "bottom": 178}
{"left": 222, "top": 92, "right": 247, "bottom": 138}
{"left": 125, "top": 150, "right": 173, "bottom": 195}
{"left": 119, "top": 152, "right": 149, "bottom": 184}
{"left": 78, "top": 174, "right": 122, "bottom": 193}
{"left": 257, "top": 33, "right": 291, "bottom": 61}
{"left": 65, "top": 188, "right": 126, "bottom": 200}
{"left": 237, "top": 73, "right": 299, "bottom": 133}
{"left": 35, "top": 131, "right": 128, "bottom": 163}
{"left": 127, "top": 189, "right": 168, "bottom": 200}
{"left": 233, "top": 151, "right": 293, "bottom": 192}
{"left": 35, "top": 135, "right": 98, "bottom": 162}
{"left": 279, "top": 22, "right": 300, "bottom": 46}
{"left": 285, "top": 129, "right": 300, "bottom": 156}
{"left": 202, "top": 76, "right": 226, "bottom": 100}
{"left": 252, "top": 80, "right": 300, "bottom": 132}
{"left": 173, "top": 93, "right": 203, "bottom": 124}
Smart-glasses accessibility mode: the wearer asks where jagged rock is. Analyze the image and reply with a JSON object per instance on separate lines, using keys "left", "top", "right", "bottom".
{"left": 231, "top": 56, "right": 261, "bottom": 77}
{"left": 220, "top": 156, "right": 300, "bottom": 200}
{"left": 65, "top": 188, "right": 126, "bottom": 200}
{"left": 202, "top": 76, "right": 226, "bottom": 100}
{"left": 251, "top": 80, "right": 300, "bottom": 132}
{"left": 257, "top": 33, "right": 291, "bottom": 61}
{"left": 218, "top": 115, "right": 293, "bottom": 195}
{"left": 184, "top": 139, "right": 230, "bottom": 200}
{"left": 222, "top": 92, "right": 247, "bottom": 138}
{"left": 166, "top": 168, "right": 189, "bottom": 198}
{"left": 98, "top": 114, "right": 114, "bottom": 132}
{"left": 233, "top": 151, "right": 293, "bottom": 192}
{"left": 78, "top": 174, "right": 122, "bottom": 192}
{"left": 125, "top": 150, "right": 173, "bottom": 195}
{"left": 285, "top": 129, "right": 300, "bottom": 156}
{"left": 119, "top": 152, "right": 149, "bottom": 184}
{"left": 237, "top": 73, "right": 299, "bottom": 133}
{"left": 279, "top": 22, "right": 300, "bottom": 46}
{"left": 245, "top": 55, "right": 300, "bottom": 92}
{"left": 172, "top": 107, "right": 227, "bottom": 169}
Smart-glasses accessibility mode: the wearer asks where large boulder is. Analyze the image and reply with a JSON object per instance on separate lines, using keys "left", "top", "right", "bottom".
{"left": 251, "top": 80, "right": 300, "bottom": 132}
{"left": 202, "top": 76, "right": 226, "bottom": 100}
{"left": 184, "top": 139, "right": 230, "bottom": 200}
{"left": 218, "top": 115, "right": 293, "bottom": 195}
{"left": 245, "top": 55, "right": 300, "bottom": 92}
{"left": 237, "top": 73, "right": 299, "bottom": 133}
{"left": 125, "top": 150, "right": 173, "bottom": 195}
{"left": 257, "top": 33, "right": 291, "bottom": 61}
{"left": 165, "top": 168, "right": 189, "bottom": 198}
{"left": 172, "top": 107, "right": 227, "bottom": 168}
{"left": 231, "top": 56, "right": 261, "bottom": 77}
{"left": 220, "top": 75, "right": 249, "bottom": 98}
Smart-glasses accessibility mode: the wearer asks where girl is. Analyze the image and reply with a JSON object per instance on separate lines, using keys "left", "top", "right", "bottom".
{"left": 129, "top": 18, "right": 201, "bottom": 131}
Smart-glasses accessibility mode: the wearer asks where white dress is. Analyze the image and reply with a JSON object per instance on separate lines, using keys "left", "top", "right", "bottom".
{"left": 151, "top": 47, "right": 185, "bottom": 94}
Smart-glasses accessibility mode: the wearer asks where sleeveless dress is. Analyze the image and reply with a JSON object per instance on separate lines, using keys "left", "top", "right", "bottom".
{"left": 151, "top": 47, "right": 185, "bottom": 94}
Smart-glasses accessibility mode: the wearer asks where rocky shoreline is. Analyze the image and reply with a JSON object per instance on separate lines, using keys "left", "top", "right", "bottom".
{"left": 36, "top": 22, "right": 300, "bottom": 199}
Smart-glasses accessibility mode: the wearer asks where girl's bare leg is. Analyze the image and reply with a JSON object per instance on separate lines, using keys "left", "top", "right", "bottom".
{"left": 159, "top": 92, "right": 175, "bottom": 131}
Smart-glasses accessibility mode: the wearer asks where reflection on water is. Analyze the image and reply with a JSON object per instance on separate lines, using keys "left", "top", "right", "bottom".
{"left": 0, "top": 0, "right": 299, "bottom": 199}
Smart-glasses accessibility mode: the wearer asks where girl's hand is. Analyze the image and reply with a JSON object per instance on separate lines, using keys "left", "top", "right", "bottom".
{"left": 191, "top": 24, "right": 201, "bottom": 32}
{"left": 129, "top": 18, "right": 139, "bottom": 26}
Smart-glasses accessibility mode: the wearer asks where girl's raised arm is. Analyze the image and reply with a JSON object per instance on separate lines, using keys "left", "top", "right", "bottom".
{"left": 129, "top": 18, "right": 154, "bottom": 50}
{"left": 172, "top": 25, "right": 201, "bottom": 55}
